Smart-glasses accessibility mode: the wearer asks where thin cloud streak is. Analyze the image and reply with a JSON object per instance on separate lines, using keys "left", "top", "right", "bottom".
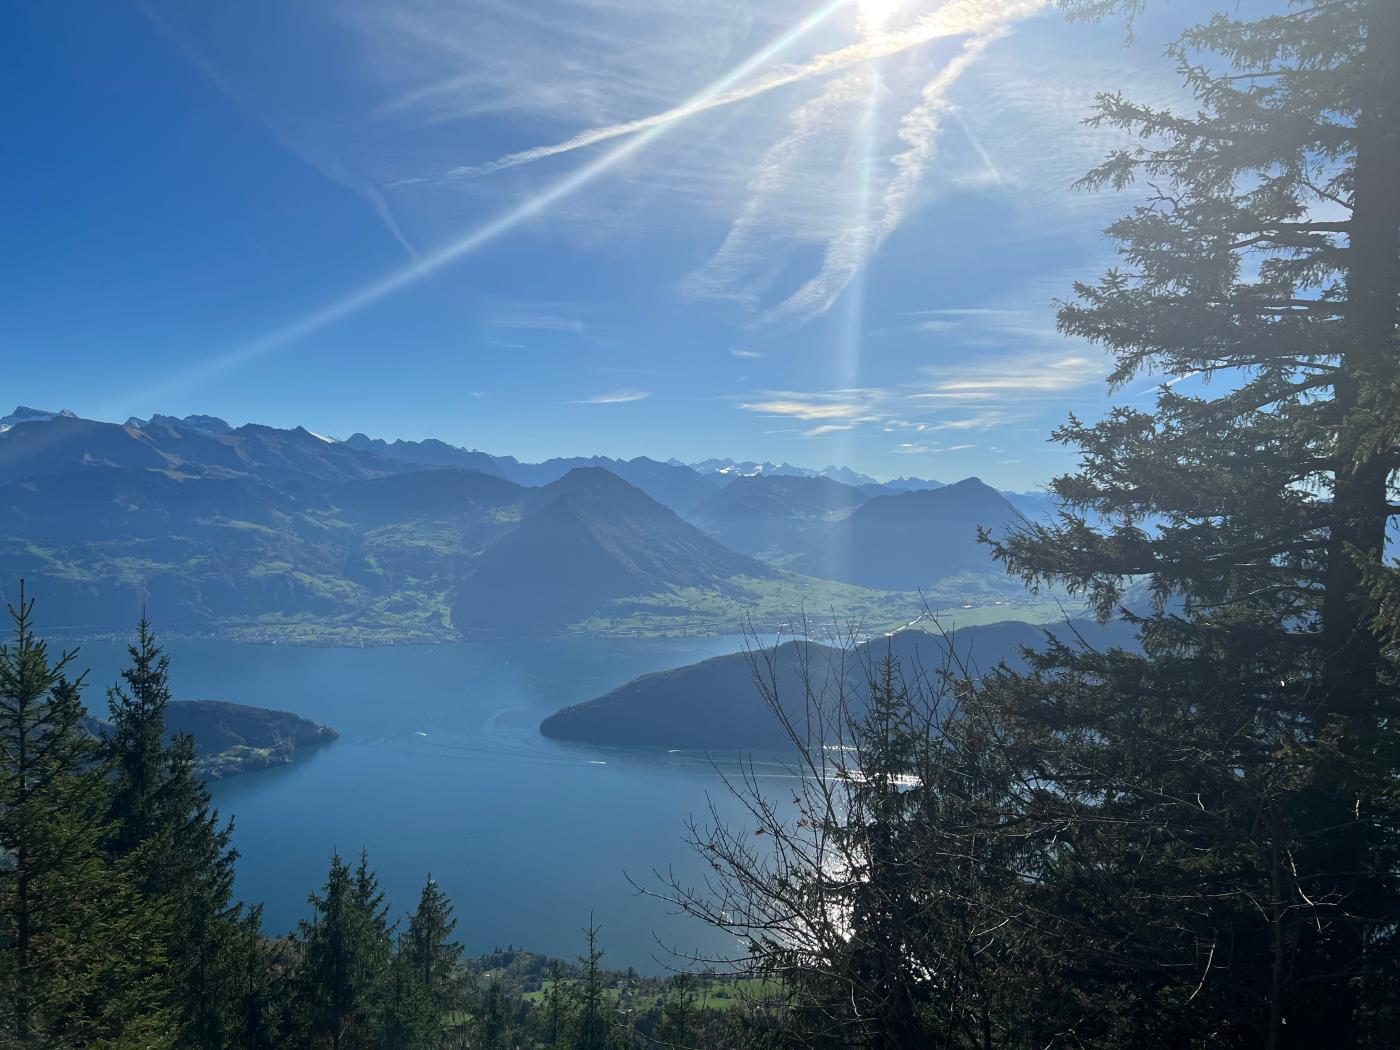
{"left": 572, "top": 389, "right": 653, "bottom": 404}
{"left": 758, "top": 9, "right": 1039, "bottom": 326}
{"left": 434, "top": 0, "right": 1042, "bottom": 184}
{"left": 680, "top": 0, "right": 901, "bottom": 307}
{"left": 117, "top": 0, "right": 852, "bottom": 407}
{"left": 139, "top": 2, "right": 421, "bottom": 258}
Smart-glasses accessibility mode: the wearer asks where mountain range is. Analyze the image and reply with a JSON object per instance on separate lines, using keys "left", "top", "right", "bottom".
{"left": 0, "top": 406, "right": 1054, "bottom": 638}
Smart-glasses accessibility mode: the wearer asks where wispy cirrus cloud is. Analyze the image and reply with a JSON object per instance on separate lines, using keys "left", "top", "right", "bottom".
{"left": 739, "top": 389, "right": 885, "bottom": 421}
{"left": 440, "top": 0, "right": 1043, "bottom": 184}
{"left": 931, "top": 410, "right": 1017, "bottom": 430}
{"left": 684, "top": 0, "right": 1049, "bottom": 325}
{"left": 572, "top": 389, "right": 652, "bottom": 404}
{"left": 732, "top": 332, "right": 1103, "bottom": 443}
{"left": 917, "top": 350, "right": 1103, "bottom": 400}
{"left": 753, "top": 19, "right": 1030, "bottom": 326}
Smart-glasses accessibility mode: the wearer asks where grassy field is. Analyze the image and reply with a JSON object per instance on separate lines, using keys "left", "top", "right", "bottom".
{"left": 570, "top": 571, "right": 1081, "bottom": 640}
{"left": 128, "top": 564, "right": 1085, "bottom": 647}
{"left": 519, "top": 974, "right": 785, "bottom": 1014}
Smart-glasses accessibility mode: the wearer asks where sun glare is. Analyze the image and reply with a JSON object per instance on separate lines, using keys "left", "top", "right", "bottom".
{"left": 857, "top": 0, "right": 902, "bottom": 32}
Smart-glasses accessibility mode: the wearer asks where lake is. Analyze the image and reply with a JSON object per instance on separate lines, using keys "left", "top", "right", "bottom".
{"left": 72, "top": 634, "right": 791, "bottom": 973}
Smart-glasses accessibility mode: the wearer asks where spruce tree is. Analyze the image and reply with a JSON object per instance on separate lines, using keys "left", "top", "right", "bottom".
{"left": 380, "top": 953, "right": 437, "bottom": 1050}
{"left": 573, "top": 920, "right": 611, "bottom": 1050}
{"left": 105, "top": 616, "right": 251, "bottom": 1046}
{"left": 0, "top": 585, "right": 174, "bottom": 1046}
{"left": 978, "top": 1, "right": 1400, "bottom": 1043}
{"left": 106, "top": 617, "right": 175, "bottom": 856}
{"left": 295, "top": 850, "right": 395, "bottom": 1049}
{"left": 478, "top": 978, "right": 509, "bottom": 1050}
{"left": 402, "top": 874, "right": 463, "bottom": 1017}
{"left": 227, "top": 907, "right": 287, "bottom": 1050}
{"left": 543, "top": 958, "right": 569, "bottom": 1047}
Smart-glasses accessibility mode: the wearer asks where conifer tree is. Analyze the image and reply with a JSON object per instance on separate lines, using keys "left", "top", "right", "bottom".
{"left": 227, "top": 907, "right": 288, "bottom": 1050}
{"left": 402, "top": 874, "right": 463, "bottom": 1018}
{"left": 106, "top": 617, "right": 175, "bottom": 856}
{"left": 0, "top": 585, "right": 174, "bottom": 1046}
{"left": 295, "top": 850, "right": 395, "bottom": 1049}
{"left": 573, "top": 920, "right": 611, "bottom": 1050}
{"left": 381, "top": 952, "right": 437, "bottom": 1050}
{"left": 478, "top": 978, "right": 509, "bottom": 1050}
{"left": 105, "top": 616, "right": 252, "bottom": 1046}
{"left": 543, "top": 958, "right": 569, "bottom": 1047}
{"left": 977, "top": 1, "right": 1400, "bottom": 1043}
{"left": 663, "top": 631, "right": 1048, "bottom": 1049}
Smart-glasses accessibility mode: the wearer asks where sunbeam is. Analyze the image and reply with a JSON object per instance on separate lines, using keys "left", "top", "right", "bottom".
{"left": 825, "top": 0, "right": 888, "bottom": 585}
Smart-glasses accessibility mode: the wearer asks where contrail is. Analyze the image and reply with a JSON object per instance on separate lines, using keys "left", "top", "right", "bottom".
{"left": 949, "top": 106, "right": 1006, "bottom": 187}
{"left": 117, "top": 0, "right": 855, "bottom": 408}
{"left": 759, "top": 28, "right": 1010, "bottom": 325}
{"left": 439, "top": 0, "right": 1050, "bottom": 182}
{"left": 760, "top": 0, "right": 1046, "bottom": 325}
{"left": 680, "top": 0, "right": 895, "bottom": 303}
{"left": 679, "top": 64, "right": 873, "bottom": 304}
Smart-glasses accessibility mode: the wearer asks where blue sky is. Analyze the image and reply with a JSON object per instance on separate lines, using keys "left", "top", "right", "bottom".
{"left": 3, "top": 0, "right": 1224, "bottom": 487}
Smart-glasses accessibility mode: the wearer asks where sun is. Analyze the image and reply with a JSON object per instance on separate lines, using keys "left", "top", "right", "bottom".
{"left": 857, "top": 0, "right": 902, "bottom": 32}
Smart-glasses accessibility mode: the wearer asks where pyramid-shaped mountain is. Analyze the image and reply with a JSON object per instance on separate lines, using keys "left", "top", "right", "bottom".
{"left": 790, "top": 477, "right": 1023, "bottom": 590}
{"left": 453, "top": 467, "right": 773, "bottom": 633}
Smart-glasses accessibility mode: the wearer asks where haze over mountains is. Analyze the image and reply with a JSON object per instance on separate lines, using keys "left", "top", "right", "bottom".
{"left": 0, "top": 407, "right": 1057, "bottom": 637}
{"left": 789, "top": 478, "right": 1026, "bottom": 589}
{"left": 687, "top": 474, "right": 869, "bottom": 559}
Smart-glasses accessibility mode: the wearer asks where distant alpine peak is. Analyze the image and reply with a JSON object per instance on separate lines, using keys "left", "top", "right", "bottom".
{"left": 884, "top": 475, "right": 945, "bottom": 491}
{"left": 130, "top": 413, "right": 234, "bottom": 436}
{"left": 0, "top": 405, "right": 76, "bottom": 432}
{"left": 690, "top": 457, "right": 880, "bottom": 488}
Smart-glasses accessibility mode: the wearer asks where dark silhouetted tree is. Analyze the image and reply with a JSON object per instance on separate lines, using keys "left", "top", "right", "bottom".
{"left": 573, "top": 920, "right": 611, "bottom": 1050}
{"left": 295, "top": 850, "right": 394, "bottom": 1049}
{"left": 106, "top": 616, "right": 252, "bottom": 1046}
{"left": 0, "top": 585, "right": 174, "bottom": 1046}
{"left": 979, "top": 0, "right": 1400, "bottom": 1044}
{"left": 403, "top": 874, "right": 463, "bottom": 1017}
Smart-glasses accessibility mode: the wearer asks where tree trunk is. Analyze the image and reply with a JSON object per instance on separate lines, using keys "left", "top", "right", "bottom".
{"left": 14, "top": 668, "right": 31, "bottom": 1046}
{"left": 1321, "top": 0, "right": 1400, "bottom": 716}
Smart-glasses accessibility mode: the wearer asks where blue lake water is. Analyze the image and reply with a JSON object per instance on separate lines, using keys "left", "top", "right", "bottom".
{"left": 72, "top": 634, "right": 791, "bottom": 973}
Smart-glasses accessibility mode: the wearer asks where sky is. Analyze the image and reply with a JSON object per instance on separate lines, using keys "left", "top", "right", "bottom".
{"left": 2, "top": 0, "right": 1234, "bottom": 488}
